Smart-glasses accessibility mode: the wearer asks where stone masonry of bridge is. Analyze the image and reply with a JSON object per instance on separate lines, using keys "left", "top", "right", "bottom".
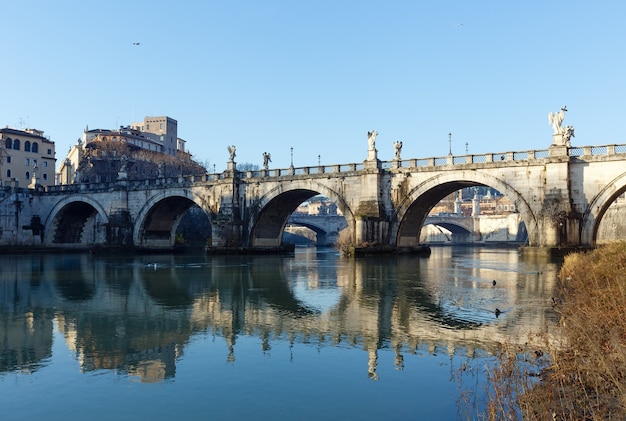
{"left": 1, "top": 139, "right": 625, "bottom": 252}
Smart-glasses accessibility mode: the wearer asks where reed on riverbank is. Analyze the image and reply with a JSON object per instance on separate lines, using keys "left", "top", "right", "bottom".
{"left": 484, "top": 242, "right": 626, "bottom": 420}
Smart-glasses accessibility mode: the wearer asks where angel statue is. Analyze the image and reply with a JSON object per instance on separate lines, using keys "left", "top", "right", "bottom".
{"left": 548, "top": 106, "right": 567, "bottom": 134}
{"left": 227, "top": 145, "right": 236, "bottom": 161}
{"left": 367, "top": 130, "right": 378, "bottom": 150}
{"left": 563, "top": 126, "right": 575, "bottom": 146}
{"left": 262, "top": 152, "right": 272, "bottom": 169}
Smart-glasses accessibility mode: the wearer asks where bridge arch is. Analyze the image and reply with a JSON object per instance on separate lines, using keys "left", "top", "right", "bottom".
{"left": 286, "top": 215, "right": 348, "bottom": 246}
{"left": 581, "top": 171, "right": 626, "bottom": 246}
{"left": 392, "top": 170, "right": 538, "bottom": 247}
{"left": 133, "top": 189, "right": 213, "bottom": 250}
{"left": 248, "top": 180, "right": 354, "bottom": 247}
{"left": 44, "top": 196, "right": 109, "bottom": 247}
{"left": 422, "top": 218, "right": 473, "bottom": 243}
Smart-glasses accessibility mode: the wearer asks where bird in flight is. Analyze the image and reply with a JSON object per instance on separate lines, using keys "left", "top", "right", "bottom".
{"left": 132, "top": 42, "right": 140, "bottom": 45}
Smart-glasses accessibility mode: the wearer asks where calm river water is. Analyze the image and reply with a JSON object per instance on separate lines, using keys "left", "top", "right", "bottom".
{"left": 0, "top": 246, "right": 561, "bottom": 420}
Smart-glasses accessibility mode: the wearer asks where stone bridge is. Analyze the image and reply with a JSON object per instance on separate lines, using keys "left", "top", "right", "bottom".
{"left": 287, "top": 214, "right": 348, "bottom": 246}
{"left": 3, "top": 140, "right": 626, "bottom": 252}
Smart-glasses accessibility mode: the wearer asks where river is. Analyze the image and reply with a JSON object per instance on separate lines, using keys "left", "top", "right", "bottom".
{"left": 0, "top": 246, "right": 561, "bottom": 420}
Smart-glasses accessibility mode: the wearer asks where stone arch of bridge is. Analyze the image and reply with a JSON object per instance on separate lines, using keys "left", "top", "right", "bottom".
{"left": 581, "top": 170, "right": 626, "bottom": 246}
{"left": 392, "top": 170, "right": 538, "bottom": 247}
{"left": 133, "top": 190, "right": 213, "bottom": 249}
{"left": 424, "top": 221, "right": 472, "bottom": 235}
{"left": 43, "top": 196, "right": 109, "bottom": 246}
{"left": 248, "top": 180, "right": 354, "bottom": 248}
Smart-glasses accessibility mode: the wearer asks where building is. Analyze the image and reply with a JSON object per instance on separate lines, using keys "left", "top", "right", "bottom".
{"left": 131, "top": 116, "right": 178, "bottom": 156}
{"left": 0, "top": 127, "right": 56, "bottom": 187}
{"left": 58, "top": 116, "right": 184, "bottom": 185}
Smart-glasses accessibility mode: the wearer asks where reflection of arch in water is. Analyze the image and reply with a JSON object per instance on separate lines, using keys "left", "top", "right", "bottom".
{"left": 214, "top": 255, "right": 319, "bottom": 317}
{"left": 335, "top": 256, "right": 483, "bottom": 330}
{"left": 52, "top": 255, "right": 97, "bottom": 301}
{"left": 140, "top": 266, "right": 194, "bottom": 309}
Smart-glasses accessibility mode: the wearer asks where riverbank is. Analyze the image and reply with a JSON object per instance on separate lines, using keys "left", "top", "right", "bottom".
{"left": 491, "top": 242, "right": 626, "bottom": 420}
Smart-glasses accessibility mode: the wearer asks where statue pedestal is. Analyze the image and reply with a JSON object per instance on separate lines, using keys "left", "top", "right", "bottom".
{"left": 364, "top": 153, "right": 381, "bottom": 170}
{"left": 549, "top": 134, "right": 569, "bottom": 157}
{"left": 367, "top": 148, "right": 378, "bottom": 161}
{"left": 227, "top": 161, "right": 236, "bottom": 172}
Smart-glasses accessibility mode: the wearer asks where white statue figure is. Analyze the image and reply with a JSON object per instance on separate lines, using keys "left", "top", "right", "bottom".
{"left": 119, "top": 154, "right": 129, "bottom": 172}
{"left": 262, "top": 152, "right": 272, "bottom": 169}
{"left": 548, "top": 106, "right": 567, "bottom": 134}
{"left": 227, "top": 145, "right": 236, "bottom": 161}
{"left": 157, "top": 161, "right": 164, "bottom": 177}
{"left": 563, "top": 125, "right": 575, "bottom": 146}
{"left": 367, "top": 130, "right": 378, "bottom": 150}
{"left": 394, "top": 140, "right": 403, "bottom": 160}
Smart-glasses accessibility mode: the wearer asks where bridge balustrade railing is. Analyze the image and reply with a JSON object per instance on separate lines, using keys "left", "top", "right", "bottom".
{"left": 591, "top": 146, "right": 608, "bottom": 155}
{"left": 41, "top": 142, "right": 626, "bottom": 193}
{"left": 570, "top": 147, "right": 584, "bottom": 157}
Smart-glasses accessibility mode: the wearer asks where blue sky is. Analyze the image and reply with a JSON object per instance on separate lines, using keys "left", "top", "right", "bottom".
{"left": 2, "top": 1, "right": 625, "bottom": 171}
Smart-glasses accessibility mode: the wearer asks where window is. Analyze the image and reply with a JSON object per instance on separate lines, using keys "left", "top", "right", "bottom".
{"left": 32, "top": 142, "right": 38, "bottom": 153}
{"left": 6, "top": 156, "right": 11, "bottom": 163}
{"left": 25, "top": 141, "right": 31, "bottom": 152}
{"left": 159, "top": 123, "right": 163, "bottom": 130}
{"left": 25, "top": 158, "right": 30, "bottom": 166}
{"left": 6, "top": 169, "right": 11, "bottom": 178}
{"left": 43, "top": 174, "right": 48, "bottom": 180}
{"left": 5, "top": 138, "right": 12, "bottom": 149}
{"left": 504, "top": 205, "right": 509, "bottom": 211}
{"left": 47, "top": 149, "right": 52, "bottom": 155}
{"left": 511, "top": 204, "right": 516, "bottom": 211}
{"left": 43, "top": 161, "right": 47, "bottom": 167}
{"left": 25, "top": 171, "right": 30, "bottom": 179}
{"left": 13, "top": 139, "right": 20, "bottom": 150}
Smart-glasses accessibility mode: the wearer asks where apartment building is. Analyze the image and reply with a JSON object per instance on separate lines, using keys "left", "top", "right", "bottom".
{"left": 0, "top": 127, "right": 56, "bottom": 187}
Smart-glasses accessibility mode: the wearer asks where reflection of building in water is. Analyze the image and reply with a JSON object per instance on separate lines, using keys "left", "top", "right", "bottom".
{"left": 0, "top": 252, "right": 560, "bottom": 382}
{"left": 0, "top": 256, "right": 55, "bottom": 373}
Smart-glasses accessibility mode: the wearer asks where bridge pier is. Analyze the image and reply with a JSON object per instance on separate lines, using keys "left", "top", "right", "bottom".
{"left": 354, "top": 217, "right": 390, "bottom": 245}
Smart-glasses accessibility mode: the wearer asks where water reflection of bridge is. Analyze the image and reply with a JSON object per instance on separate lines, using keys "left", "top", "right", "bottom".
{"left": 0, "top": 251, "right": 559, "bottom": 381}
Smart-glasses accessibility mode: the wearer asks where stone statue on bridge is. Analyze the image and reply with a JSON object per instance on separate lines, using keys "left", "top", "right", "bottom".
{"left": 227, "top": 145, "right": 236, "bottom": 162}
{"left": 563, "top": 125, "right": 575, "bottom": 146}
{"left": 394, "top": 140, "right": 403, "bottom": 160}
{"left": 548, "top": 106, "right": 567, "bottom": 134}
{"left": 549, "top": 106, "right": 575, "bottom": 146}
{"left": 262, "top": 152, "right": 272, "bottom": 169}
{"left": 367, "top": 130, "right": 378, "bottom": 150}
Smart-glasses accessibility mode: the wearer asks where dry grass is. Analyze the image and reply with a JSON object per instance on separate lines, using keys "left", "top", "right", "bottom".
{"left": 483, "top": 242, "right": 626, "bottom": 420}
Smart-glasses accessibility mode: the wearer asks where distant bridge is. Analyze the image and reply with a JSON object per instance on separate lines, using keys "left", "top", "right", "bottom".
{"left": 3, "top": 140, "right": 626, "bottom": 252}
{"left": 286, "top": 214, "right": 348, "bottom": 246}
{"left": 423, "top": 214, "right": 527, "bottom": 244}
